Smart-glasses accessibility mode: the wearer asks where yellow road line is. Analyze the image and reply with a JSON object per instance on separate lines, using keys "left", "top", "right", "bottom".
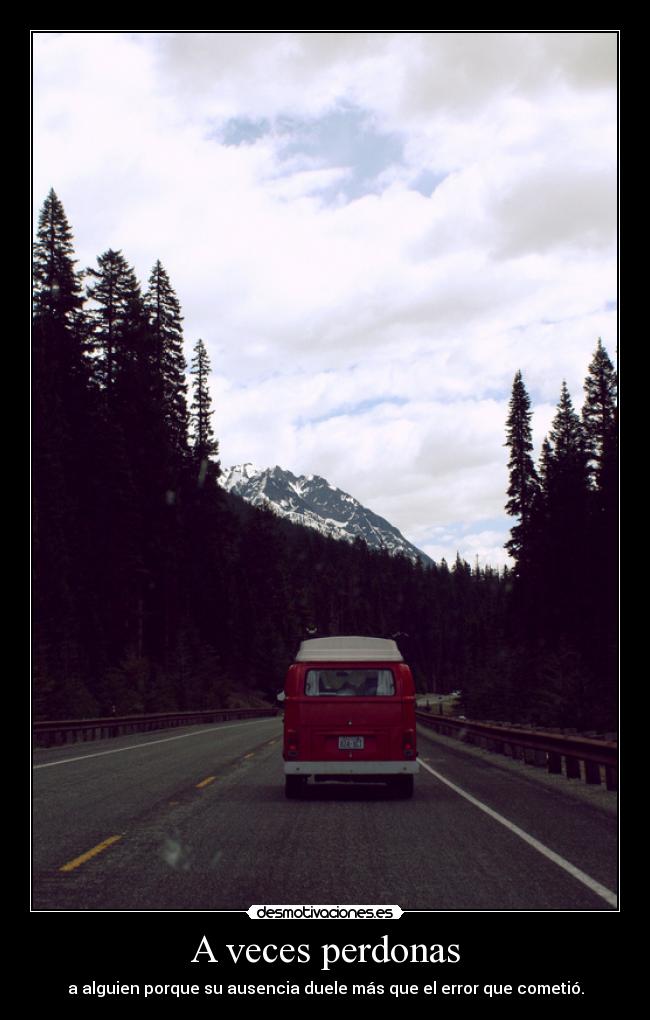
{"left": 59, "top": 835, "right": 123, "bottom": 873}
{"left": 196, "top": 776, "right": 216, "bottom": 788}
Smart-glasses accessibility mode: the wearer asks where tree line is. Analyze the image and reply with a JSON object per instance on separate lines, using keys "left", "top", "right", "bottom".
{"left": 482, "top": 349, "right": 618, "bottom": 731}
{"left": 32, "top": 190, "right": 617, "bottom": 731}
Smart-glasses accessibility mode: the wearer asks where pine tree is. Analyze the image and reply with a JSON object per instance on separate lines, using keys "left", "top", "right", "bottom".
{"left": 539, "top": 382, "right": 590, "bottom": 636}
{"left": 33, "top": 190, "right": 90, "bottom": 406}
{"left": 541, "top": 381, "right": 590, "bottom": 555}
{"left": 33, "top": 191, "right": 95, "bottom": 715}
{"left": 86, "top": 249, "right": 147, "bottom": 393}
{"left": 189, "top": 338, "right": 220, "bottom": 479}
{"left": 582, "top": 338, "right": 618, "bottom": 500}
{"left": 504, "top": 371, "right": 539, "bottom": 572}
{"left": 33, "top": 188, "right": 85, "bottom": 326}
{"left": 545, "top": 382, "right": 589, "bottom": 498}
{"left": 532, "top": 383, "right": 597, "bottom": 725}
{"left": 581, "top": 340, "right": 618, "bottom": 726}
{"left": 84, "top": 249, "right": 155, "bottom": 684}
{"left": 144, "top": 261, "right": 189, "bottom": 464}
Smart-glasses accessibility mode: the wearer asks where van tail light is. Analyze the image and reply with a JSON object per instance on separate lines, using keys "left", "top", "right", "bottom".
{"left": 403, "top": 730, "right": 416, "bottom": 758}
{"left": 286, "top": 730, "right": 299, "bottom": 758}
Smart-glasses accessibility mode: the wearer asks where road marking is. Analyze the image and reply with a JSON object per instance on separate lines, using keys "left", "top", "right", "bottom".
{"left": 33, "top": 719, "right": 279, "bottom": 769}
{"left": 417, "top": 758, "right": 618, "bottom": 908}
{"left": 196, "top": 776, "right": 216, "bottom": 788}
{"left": 59, "top": 835, "right": 123, "bottom": 873}
{"left": 243, "top": 753, "right": 255, "bottom": 759}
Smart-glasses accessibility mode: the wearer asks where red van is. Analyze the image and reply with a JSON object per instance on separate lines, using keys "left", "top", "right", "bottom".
{"left": 281, "top": 636, "right": 418, "bottom": 798}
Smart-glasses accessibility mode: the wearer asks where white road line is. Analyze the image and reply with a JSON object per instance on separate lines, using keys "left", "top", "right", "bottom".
{"left": 33, "top": 719, "right": 280, "bottom": 769}
{"left": 417, "top": 757, "right": 618, "bottom": 909}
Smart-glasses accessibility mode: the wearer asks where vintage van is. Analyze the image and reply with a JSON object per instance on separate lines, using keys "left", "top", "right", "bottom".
{"left": 281, "top": 636, "right": 418, "bottom": 798}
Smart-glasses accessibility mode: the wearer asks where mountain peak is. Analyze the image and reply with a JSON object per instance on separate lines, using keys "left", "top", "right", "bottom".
{"left": 219, "top": 464, "right": 431, "bottom": 565}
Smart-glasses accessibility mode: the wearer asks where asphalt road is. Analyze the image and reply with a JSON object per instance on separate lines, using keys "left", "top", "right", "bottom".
{"left": 32, "top": 717, "right": 617, "bottom": 911}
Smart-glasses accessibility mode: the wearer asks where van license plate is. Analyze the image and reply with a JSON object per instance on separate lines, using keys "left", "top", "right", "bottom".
{"left": 339, "top": 736, "right": 364, "bottom": 749}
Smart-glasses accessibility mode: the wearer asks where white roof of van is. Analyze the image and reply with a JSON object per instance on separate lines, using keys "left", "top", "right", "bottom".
{"left": 295, "top": 636, "right": 403, "bottom": 662}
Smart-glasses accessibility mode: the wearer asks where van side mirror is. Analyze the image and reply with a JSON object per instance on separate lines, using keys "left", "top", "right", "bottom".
{"left": 276, "top": 691, "right": 286, "bottom": 703}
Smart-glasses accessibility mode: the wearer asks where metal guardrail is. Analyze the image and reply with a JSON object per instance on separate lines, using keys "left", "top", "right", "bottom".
{"left": 416, "top": 711, "right": 618, "bottom": 791}
{"left": 32, "top": 707, "right": 280, "bottom": 748}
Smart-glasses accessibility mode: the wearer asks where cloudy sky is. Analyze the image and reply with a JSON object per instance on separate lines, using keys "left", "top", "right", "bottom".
{"left": 32, "top": 31, "right": 617, "bottom": 568}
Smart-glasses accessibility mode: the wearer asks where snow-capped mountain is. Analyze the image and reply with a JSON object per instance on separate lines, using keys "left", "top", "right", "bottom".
{"left": 219, "top": 463, "right": 431, "bottom": 565}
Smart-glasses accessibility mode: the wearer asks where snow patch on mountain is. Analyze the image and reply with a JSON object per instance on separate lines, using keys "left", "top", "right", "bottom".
{"left": 219, "top": 463, "right": 432, "bottom": 565}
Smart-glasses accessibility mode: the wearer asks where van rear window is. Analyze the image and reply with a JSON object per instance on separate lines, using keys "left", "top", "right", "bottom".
{"left": 305, "top": 669, "right": 395, "bottom": 696}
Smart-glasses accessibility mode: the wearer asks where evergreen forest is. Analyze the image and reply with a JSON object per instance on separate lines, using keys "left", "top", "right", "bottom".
{"left": 32, "top": 191, "right": 618, "bottom": 732}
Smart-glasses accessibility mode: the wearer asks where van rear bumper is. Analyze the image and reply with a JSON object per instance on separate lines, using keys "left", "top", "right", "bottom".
{"left": 284, "top": 761, "right": 419, "bottom": 775}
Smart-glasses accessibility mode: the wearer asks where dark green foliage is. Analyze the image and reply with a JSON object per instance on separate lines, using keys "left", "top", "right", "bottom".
{"left": 86, "top": 248, "right": 146, "bottom": 394}
{"left": 546, "top": 381, "right": 589, "bottom": 486}
{"left": 504, "top": 371, "right": 539, "bottom": 573}
{"left": 33, "top": 188, "right": 85, "bottom": 327}
{"left": 580, "top": 341, "right": 618, "bottom": 724}
{"left": 32, "top": 191, "right": 96, "bottom": 716}
{"left": 189, "top": 338, "right": 220, "bottom": 480}
{"left": 144, "top": 260, "right": 189, "bottom": 465}
{"left": 538, "top": 381, "right": 591, "bottom": 632}
{"left": 471, "top": 346, "right": 618, "bottom": 732}
{"left": 582, "top": 338, "right": 618, "bottom": 498}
